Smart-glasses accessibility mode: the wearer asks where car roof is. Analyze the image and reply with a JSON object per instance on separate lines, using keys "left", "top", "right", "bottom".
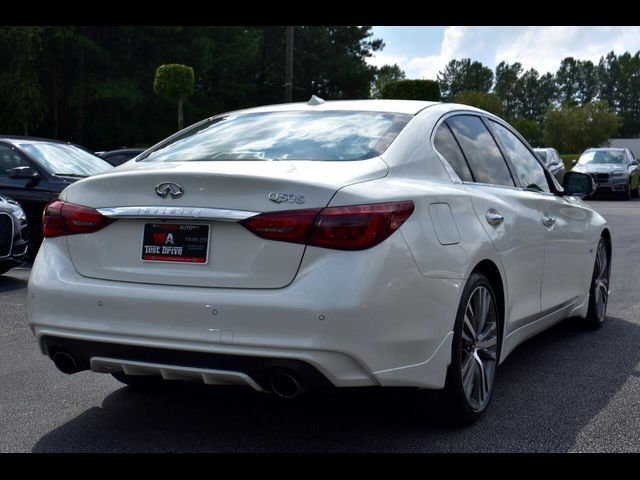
{"left": 225, "top": 99, "right": 438, "bottom": 116}
{"left": 585, "top": 147, "right": 626, "bottom": 151}
{"left": 0, "top": 136, "right": 71, "bottom": 147}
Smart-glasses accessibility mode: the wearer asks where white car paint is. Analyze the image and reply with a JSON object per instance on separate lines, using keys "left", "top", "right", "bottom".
{"left": 28, "top": 100, "right": 609, "bottom": 405}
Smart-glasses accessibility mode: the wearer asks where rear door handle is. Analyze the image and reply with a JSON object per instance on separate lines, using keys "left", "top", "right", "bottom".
{"left": 542, "top": 215, "right": 556, "bottom": 228}
{"left": 486, "top": 210, "right": 504, "bottom": 226}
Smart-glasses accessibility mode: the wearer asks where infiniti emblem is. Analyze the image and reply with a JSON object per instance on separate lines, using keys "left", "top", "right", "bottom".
{"left": 155, "top": 182, "right": 184, "bottom": 199}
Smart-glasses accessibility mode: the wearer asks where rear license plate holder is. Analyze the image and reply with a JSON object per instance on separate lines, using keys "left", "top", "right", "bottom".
{"left": 141, "top": 223, "right": 209, "bottom": 264}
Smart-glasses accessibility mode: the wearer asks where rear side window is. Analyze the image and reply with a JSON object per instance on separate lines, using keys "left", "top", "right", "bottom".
{"left": 141, "top": 111, "right": 412, "bottom": 162}
{"left": 446, "top": 115, "right": 515, "bottom": 187}
{"left": 535, "top": 150, "right": 548, "bottom": 163}
{"left": 433, "top": 124, "right": 473, "bottom": 182}
{"left": 490, "top": 121, "right": 550, "bottom": 193}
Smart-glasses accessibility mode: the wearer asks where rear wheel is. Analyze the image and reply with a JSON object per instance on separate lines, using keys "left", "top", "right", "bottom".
{"left": 584, "top": 237, "right": 610, "bottom": 329}
{"left": 442, "top": 272, "right": 500, "bottom": 424}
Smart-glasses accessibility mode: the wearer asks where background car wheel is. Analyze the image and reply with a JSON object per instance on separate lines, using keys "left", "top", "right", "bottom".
{"left": 111, "top": 372, "right": 166, "bottom": 389}
{"left": 584, "top": 237, "right": 610, "bottom": 329}
{"left": 442, "top": 272, "right": 500, "bottom": 424}
{"left": 622, "top": 182, "right": 632, "bottom": 200}
{"left": 0, "top": 267, "right": 11, "bottom": 276}
{"left": 633, "top": 181, "right": 640, "bottom": 198}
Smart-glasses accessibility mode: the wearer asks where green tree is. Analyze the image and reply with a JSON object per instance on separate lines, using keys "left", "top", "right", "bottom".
{"left": 0, "top": 26, "right": 386, "bottom": 149}
{"left": 154, "top": 64, "right": 195, "bottom": 130}
{"left": 452, "top": 90, "right": 505, "bottom": 117}
{"left": 0, "top": 27, "right": 47, "bottom": 135}
{"left": 511, "top": 117, "right": 543, "bottom": 147}
{"left": 371, "top": 64, "right": 405, "bottom": 98}
{"left": 494, "top": 61, "right": 523, "bottom": 118}
{"left": 556, "top": 57, "right": 598, "bottom": 106}
{"left": 437, "top": 58, "right": 494, "bottom": 100}
{"left": 543, "top": 101, "right": 621, "bottom": 153}
{"left": 381, "top": 79, "right": 440, "bottom": 101}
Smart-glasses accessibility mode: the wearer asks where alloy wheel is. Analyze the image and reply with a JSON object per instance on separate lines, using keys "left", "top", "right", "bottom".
{"left": 593, "top": 240, "right": 610, "bottom": 323}
{"left": 460, "top": 285, "right": 498, "bottom": 411}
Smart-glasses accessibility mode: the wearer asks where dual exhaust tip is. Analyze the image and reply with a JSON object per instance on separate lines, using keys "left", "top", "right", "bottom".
{"left": 52, "top": 351, "right": 309, "bottom": 399}
{"left": 52, "top": 351, "right": 79, "bottom": 375}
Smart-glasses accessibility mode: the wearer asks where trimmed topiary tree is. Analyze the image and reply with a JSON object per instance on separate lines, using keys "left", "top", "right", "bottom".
{"left": 153, "top": 64, "right": 195, "bottom": 130}
{"left": 380, "top": 79, "right": 440, "bottom": 101}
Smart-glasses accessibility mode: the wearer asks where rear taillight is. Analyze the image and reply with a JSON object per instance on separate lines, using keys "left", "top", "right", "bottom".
{"left": 240, "top": 201, "right": 414, "bottom": 251}
{"left": 43, "top": 200, "right": 114, "bottom": 238}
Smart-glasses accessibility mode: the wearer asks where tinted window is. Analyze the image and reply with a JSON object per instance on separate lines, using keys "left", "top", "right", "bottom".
{"left": 446, "top": 115, "right": 514, "bottom": 187}
{"left": 0, "top": 145, "right": 31, "bottom": 177}
{"left": 142, "top": 111, "right": 411, "bottom": 162}
{"left": 433, "top": 124, "right": 473, "bottom": 182}
{"left": 104, "top": 155, "right": 127, "bottom": 166}
{"left": 534, "top": 149, "right": 548, "bottom": 163}
{"left": 491, "top": 121, "right": 550, "bottom": 193}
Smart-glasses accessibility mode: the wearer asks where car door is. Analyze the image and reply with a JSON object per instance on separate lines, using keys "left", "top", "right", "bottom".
{"left": 488, "top": 120, "right": 592, "bottom": 312}
{"left": 443, "top": 114, "right": 546, "bottom": 335}
{"left": 0, "top": 144, "right": 51, "bottom": 235}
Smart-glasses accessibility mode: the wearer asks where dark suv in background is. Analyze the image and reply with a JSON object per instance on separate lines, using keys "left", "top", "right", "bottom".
{"left": 0, "top": 137, "right": 112, "bottom": 253}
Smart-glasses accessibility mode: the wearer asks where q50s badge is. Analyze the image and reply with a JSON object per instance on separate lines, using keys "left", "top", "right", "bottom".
{"left": 268, "top": 192, "right": 305, "bottom": 204}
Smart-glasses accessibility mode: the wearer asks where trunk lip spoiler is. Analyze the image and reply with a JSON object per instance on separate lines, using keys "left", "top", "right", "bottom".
{"left": 96, "top": 206, "right": 259, "bottom": 222}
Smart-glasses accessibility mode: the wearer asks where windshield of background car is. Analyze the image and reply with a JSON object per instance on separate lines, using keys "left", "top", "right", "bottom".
{"left": 20, "top": 143, "right": 113, "bottom": 176}
{"left": 535, "top": 150, "right": 548, "bottom": 162}
{"left": 578, "top": 150, "right": 626, "bottom": 165}
{"left": 140, "top": 111, "right": 412, "bottom": 162}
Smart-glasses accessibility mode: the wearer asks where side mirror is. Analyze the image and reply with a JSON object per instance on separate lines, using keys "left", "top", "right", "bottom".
{"left": 571, "top": 159, "right": 578, "bottom": 166}
{"left": 562, "top": 171, "right": 595, "bottom": 197}
{"left": 9, "top": 166, "right": 39, "bottom": 179}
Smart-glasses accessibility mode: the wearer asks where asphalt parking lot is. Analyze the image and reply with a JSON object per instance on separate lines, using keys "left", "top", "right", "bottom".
{"left": 1, "top": 198, "right": 639, "bottom": 453}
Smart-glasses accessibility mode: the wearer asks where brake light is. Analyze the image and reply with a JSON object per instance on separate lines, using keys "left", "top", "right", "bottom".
{"left": 43, "top": 200, "right": 114, "bottom": 238}
{"left": 240, "top": 201, "right": 414, "bottom": 250}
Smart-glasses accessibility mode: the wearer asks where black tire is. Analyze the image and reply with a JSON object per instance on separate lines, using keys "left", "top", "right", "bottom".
{"left": 111, "top": 372, "right": 166, "bottom": 389}
{"left": 441, "top": 272, "right": 501, "bottom": 424}
{"left": 584, "top": 237, "right": 611, "bottom": 329}
{"left": 622, "top": 182, "right": 631, "bottom": 200}
{"left": 0, "top": 267, "right": 11, "bottom": 276}
{"left": 633, "top": 180, "right": 640, "bottom": 198}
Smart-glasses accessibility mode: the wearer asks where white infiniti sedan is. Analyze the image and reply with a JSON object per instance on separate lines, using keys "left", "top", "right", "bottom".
{"left": 28, "top": 99, "right": 610, "bottom": 423}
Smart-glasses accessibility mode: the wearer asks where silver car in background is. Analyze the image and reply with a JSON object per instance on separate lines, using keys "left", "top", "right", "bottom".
{"left": 572, "top": 147, "right": 640, "bottom": 200}
{"left": 534, "top": 147, "right": 566, "bottom": 183}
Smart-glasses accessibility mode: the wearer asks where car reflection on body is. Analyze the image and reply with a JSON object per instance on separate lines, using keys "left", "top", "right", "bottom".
{"left": 28, "top": 99, "right": 610, "bottom": 423}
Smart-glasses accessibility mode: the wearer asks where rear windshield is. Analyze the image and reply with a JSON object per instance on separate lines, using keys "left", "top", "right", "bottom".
{"left": 534, "top": 150, "right": 547, "bottom": 162}
{"left": 140, "top": 111, "right": 412, "bottom": 162}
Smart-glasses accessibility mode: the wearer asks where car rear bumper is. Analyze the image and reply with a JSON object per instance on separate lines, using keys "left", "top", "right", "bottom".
{"left": 28, "top": 236, "right": 461, "bottom": 390}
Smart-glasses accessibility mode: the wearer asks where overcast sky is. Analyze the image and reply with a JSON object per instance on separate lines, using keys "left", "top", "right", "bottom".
{"left": 368, "top": 26, "right": 640, "bottom": 79}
